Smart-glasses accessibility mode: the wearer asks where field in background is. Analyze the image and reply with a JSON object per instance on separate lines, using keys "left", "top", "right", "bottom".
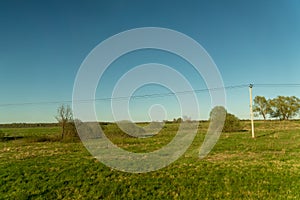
{"left": 0, "top": 120, "right": 300, "bottom": 199}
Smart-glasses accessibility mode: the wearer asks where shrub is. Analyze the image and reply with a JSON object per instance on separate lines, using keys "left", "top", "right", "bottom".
{"left": 144, "top": 122, "right": 164, "bottom": 133}
{"left": 75, "top": 121, "right": 103, "bottom": 140}
{"left": 223, "top": 113, "right": 242, "bottom": 132}
{"left": 209, "top": 106, "right": 242, "bottom": 132}
{"left": 62, "top": 122, "right": 80, "bottom": 141}
{"left": 118, "top": 121, "right": 146, "bottom": 137}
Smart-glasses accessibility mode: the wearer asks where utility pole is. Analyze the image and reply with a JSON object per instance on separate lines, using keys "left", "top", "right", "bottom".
{"left": 249, "top": 84, "right": 255, "bottom": 138}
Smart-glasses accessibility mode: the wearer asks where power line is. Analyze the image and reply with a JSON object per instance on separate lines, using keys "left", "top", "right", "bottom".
{"left": 0, "top": 83, "right": 299, "bottom": 107}
{"left": 0, "top": 100, "right": 73, "bottom": 107}
{"left": 0, "top": 84, "right": 249, "bottom": 107}
{"left": 254, "top": 83, "right": 300, "bottom": 87}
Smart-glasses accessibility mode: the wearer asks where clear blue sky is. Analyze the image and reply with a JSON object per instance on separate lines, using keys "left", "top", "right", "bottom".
{"left": 0, "top": 0, "right": 300, "bottom": 123}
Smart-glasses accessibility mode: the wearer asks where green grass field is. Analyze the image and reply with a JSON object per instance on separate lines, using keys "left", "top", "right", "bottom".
{"left": 0, "top": 121, "right": 300, "bottom": 199}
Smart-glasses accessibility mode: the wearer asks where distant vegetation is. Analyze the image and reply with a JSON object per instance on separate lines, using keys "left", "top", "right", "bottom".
{"left": 55, "top": 105, "right": 78, "bottom": 141}
{"left": 254, "top": 95, "right": 300, "bottom": 120}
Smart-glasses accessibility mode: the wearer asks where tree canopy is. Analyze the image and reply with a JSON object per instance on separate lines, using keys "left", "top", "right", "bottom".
{"left": 253, "top": 96, "right": 271, "bottom": 120}
{"left": 269, "top": 96, "right": 300, "bottom": 120}
{"left": 253, "top": 95, "right": 300, "bottom": 120}
{"left": 55, "top": 105, "right": 73, "bottom": 139}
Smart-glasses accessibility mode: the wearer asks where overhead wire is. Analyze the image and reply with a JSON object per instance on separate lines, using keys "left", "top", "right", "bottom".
{"left": 0, "top": 84, "right": 249, "bottom": 107}
{"left": 0, "top": 83, "right": 299, "bottom": 107}
{"left": 253, "top": 83, "right": 300, "bottom": 88}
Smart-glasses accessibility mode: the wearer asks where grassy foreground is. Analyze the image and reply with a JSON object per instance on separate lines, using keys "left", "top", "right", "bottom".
{"left": 0, "top": 121, "right": 300, "bottom": 199}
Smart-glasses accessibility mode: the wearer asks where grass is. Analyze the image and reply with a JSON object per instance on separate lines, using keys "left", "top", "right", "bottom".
{"left": 0, "top": 121, "right": 300, "bottom": 199}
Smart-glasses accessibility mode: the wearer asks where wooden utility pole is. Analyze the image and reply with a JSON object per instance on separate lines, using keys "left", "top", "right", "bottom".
{"left": 249, "top": 84, "right": 255, "bottom": 138}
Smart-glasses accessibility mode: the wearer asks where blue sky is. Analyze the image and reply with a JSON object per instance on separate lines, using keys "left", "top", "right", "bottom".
{"left": 0, "top": 0, "right": 300, "bottom": 123}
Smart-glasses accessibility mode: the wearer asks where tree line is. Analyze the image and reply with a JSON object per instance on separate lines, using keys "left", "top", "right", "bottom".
{"left": 253, "top": 96, "right": 300, "bottom": 120}
{"left": 55, "top": 95, "right": 300, "bottom": 140}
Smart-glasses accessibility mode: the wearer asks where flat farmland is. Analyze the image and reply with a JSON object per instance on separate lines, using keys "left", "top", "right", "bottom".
{"left": 0, "top": 121, "right": 300, "bottom": 199}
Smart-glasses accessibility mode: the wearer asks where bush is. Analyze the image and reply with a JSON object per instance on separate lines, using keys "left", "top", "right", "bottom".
{"left": 118, "top": 121, "right": 146, "bottom": 137}
{"left": 210, "top": 106, "right": 242, "bottom": 132}
{"left": 144, "top": 122, "right": 164, "bottom": 134}
{"left": 75, "top": 121, "right": 103, "bottom": 140}
{"left": 62, "top": 122, "right": 80, "bottom": 142}
{"left": 223, "top": 113, "right": 242, "bottom": 132}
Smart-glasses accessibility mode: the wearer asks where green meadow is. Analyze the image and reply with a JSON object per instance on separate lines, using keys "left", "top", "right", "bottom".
{"left": 0, "top": 121, "right": 300, "bottom": 199}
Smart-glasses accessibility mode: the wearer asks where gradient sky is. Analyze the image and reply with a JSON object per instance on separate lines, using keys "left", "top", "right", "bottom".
{"left": 0, "top": 0, "right": 300, "bottom": 123}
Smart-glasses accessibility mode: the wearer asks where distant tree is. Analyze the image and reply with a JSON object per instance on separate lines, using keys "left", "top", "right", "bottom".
{"left": 269, "top": 96, "right": 300, "bottom": 120}
{"left": 253, "top": 96, "right": 271, "bottom": 120}
{"left": 55, "top": 105, "right": 73, "bottom": 139}
{"left": 176, "top": 117, "right": 183, "bottom": 123}
{"left": 209, "top": 106, "right": 242, "bottom": 132}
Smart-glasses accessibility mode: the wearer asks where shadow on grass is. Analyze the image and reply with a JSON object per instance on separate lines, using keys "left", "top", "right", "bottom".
{"left": 1, "top": 136, "right": 24, "bottom": 141}
{"left": 25, "top": 135, "right": 62, "bottom": 143}
{"left": 0, "top": 135, "right": 79, "bottom": 143}
{"left": 256, "top": 131, "right": 276, "bottom": 138}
